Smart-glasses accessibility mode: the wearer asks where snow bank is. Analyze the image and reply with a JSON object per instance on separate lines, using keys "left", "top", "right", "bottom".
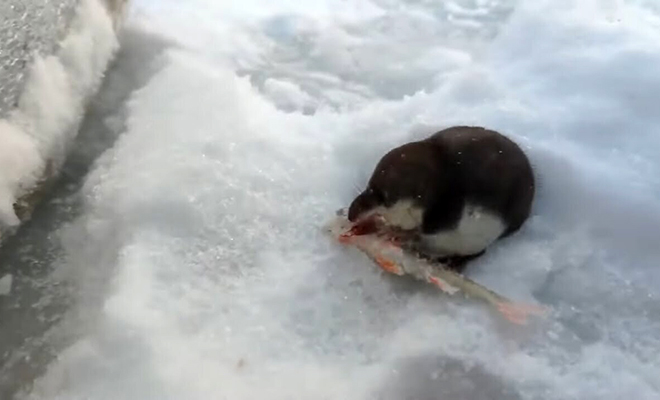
{"left": 0, "top": 0, "right": 125, "bottom": 238}
{"left": 19, "top": 0, "right": 660, "bottom": 399}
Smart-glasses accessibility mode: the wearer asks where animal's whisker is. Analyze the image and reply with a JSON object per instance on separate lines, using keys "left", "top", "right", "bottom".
{"left": 351, "top": 180, "right": 363, "bottom": 195}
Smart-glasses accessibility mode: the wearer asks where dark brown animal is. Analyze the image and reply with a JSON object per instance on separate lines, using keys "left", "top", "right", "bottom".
{"left": 348, "top": 126, "right": 535, "bottom": 272}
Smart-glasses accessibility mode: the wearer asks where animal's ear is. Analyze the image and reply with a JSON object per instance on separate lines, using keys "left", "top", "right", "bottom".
{"left": 421, "top": 192, "right": 463, "bottom": 234}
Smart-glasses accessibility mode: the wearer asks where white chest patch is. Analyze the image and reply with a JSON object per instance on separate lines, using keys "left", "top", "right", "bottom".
{"left": 421, "top": 204, "right": 506, "bottom": 257}
{"left": 366, "top": 199, "right": 424, "bottom": 231}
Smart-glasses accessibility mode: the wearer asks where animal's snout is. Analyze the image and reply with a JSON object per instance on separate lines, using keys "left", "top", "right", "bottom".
{"left": 348, "top": 191, "right": 378, "bottom": 221}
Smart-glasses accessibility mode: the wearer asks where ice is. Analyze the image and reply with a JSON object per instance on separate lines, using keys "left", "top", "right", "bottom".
{"left": 17, "top": 0, "right": 660, "bottom": 399}
{"left": 0, "top": 0, "right": 119, "bottom": 228}
{"left": 0, "top": 274, "right": 12, "bottom": 296}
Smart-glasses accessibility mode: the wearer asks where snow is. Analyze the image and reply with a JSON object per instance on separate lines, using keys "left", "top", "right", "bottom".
{"left": 16, "top": 0, "right": 660, "bottom": 399}
{"left": 0, "top": 0, "right": 119, "bottom": 228}
{"left": 0, "top": 274, "right": 12, "bottom": 296}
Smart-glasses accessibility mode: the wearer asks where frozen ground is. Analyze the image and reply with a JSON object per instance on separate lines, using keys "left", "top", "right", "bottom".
{"left": 6, "top": 0, "right": 660, "bottom": 399}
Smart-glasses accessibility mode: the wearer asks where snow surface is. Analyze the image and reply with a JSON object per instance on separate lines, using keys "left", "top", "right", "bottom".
{"left": 0, "top": 0, "right": 119, "bottom": 228}
{"left": 18, "top": 0, "right": 660, "bottom": 399}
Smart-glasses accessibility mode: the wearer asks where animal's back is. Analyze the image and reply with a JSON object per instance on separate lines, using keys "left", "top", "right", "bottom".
{"left": 425, "top": 126, "right": 535, "bottom": 237}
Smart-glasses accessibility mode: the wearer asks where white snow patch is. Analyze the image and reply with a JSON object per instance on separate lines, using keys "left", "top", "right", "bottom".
{"left": 0, "top": 121, "right": 41, "bottom": 226}
{"left": 262, "top": 78, "right": 316, "bottom": 112}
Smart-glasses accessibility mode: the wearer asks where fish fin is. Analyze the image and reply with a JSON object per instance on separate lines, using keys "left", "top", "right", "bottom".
{"left": 374, "top": 256, "right": 405, "bottom": 275}
{"left": 496, "top": 302, "right": 549, "bottom": 325}
{"left": 427, "top": 276, "right": 460, "bottom": 295}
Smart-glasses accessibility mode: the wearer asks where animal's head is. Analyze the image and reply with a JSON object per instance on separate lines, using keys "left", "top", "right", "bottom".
{"left": 348, "top": 141, "right": 443, "bottom": 231}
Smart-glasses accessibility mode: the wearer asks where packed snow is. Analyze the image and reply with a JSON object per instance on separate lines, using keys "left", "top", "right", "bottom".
{"left": 15, "top": 0, "right": 660, "bottom": 399}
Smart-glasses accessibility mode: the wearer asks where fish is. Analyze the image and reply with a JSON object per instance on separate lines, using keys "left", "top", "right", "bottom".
{"left": 323, "top": 208, "right": 548, "bottom": 325}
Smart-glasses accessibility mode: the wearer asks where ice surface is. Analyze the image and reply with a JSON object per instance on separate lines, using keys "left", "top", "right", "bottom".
{"left": 0, "top": 274, "right": 12, "bottom": 296}
{"left": 18, "top": 0, "right": 660, "bottom": 399}
{"left": 0, "top": 0, "right": 79, "bottom": 118}
{"left": 0, "top": 0, "right": 119, "bottom": 228}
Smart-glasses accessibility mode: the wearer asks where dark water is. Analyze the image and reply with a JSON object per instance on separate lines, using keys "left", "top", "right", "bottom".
{"left": 0, "top": 26, "right": 175, "bottom": 399}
